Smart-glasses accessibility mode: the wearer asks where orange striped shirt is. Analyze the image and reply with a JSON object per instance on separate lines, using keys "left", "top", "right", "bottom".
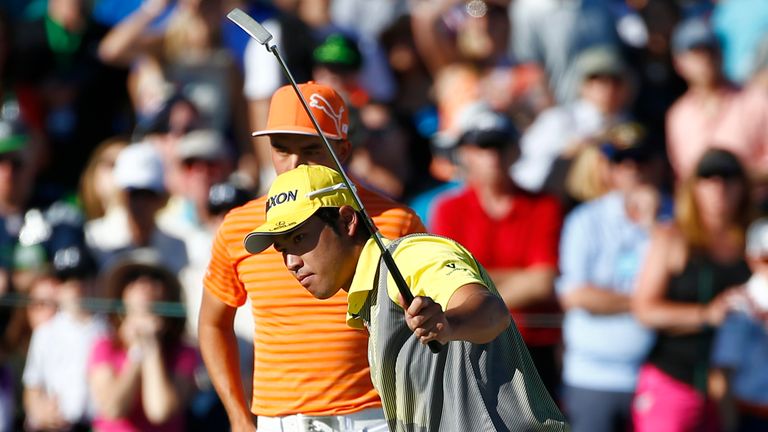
{"left": 204, "top": 186, "right": 425, "bottom": 417}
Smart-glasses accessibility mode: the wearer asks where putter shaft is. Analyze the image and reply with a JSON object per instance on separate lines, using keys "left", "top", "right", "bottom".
{"left": 227, "top": 8, "right": 442, "bottom": 353}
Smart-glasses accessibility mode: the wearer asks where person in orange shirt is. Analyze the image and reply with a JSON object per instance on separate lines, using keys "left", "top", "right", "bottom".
{"left": 198, "top": 82, "right": 425, "bottom": 432}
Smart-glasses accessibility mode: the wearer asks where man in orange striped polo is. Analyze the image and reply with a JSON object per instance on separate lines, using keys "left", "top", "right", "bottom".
{"left": 198, "top": 82, "right": 425, "bottom": 432}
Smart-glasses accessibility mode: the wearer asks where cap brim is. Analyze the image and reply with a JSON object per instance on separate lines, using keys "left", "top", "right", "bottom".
{"left": 251, "top": 126, "right": 343, "bottom": 140}
{"left": 243, "top": 206, "right": 317, "bottom": 254}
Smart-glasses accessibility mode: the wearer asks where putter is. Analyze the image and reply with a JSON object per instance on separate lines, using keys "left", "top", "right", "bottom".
{"left": 227, "top": 8, "right": 442, "bottom": 354}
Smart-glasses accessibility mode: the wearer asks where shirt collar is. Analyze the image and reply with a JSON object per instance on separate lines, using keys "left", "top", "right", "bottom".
{"left": 346, "top": 236, "right": 390, "bottom": 327}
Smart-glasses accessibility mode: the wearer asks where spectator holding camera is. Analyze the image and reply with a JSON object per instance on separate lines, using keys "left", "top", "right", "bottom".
{"left": 88, "top": 249, "right": 197, "bottom": 432}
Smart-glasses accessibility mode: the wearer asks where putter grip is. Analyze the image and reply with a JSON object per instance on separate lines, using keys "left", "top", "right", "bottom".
{"left": 381, "top": 251, "right": 443, "bottom": 354}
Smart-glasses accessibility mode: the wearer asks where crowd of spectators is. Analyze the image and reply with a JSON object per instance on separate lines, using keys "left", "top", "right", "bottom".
{"left": 0, "top": 0, "right": 767, "bottom": 431}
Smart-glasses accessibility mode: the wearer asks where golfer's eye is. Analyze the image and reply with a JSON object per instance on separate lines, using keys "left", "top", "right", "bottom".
{"left": 292, "top": 233, "right": 305, "bottom": 244}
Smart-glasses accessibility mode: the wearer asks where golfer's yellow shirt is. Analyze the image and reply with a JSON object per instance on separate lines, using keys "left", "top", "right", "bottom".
{"left": 347, "top": 235, "right": 490, "bottom": 329}
{"left": 344, "top": 234, "right": 569, "bottom": 431}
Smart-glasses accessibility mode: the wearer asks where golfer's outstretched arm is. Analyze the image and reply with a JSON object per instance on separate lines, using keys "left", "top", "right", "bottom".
{"left": 403, "top": 284, "right": 511, "bottom": 345}
{"left": 198, "top": 290, "right": 255, "bottom": 432}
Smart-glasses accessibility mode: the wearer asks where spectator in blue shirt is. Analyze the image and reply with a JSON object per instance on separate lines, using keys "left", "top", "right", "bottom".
{"left": 711, "top": 217, "right": 768, "bottom": 432}
{"left": 557, "top": 125, "right": 666, "bottom": 432}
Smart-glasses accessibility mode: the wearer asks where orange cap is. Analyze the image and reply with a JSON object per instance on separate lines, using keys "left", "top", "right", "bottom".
{"left": 251, "top": 82, "right": 349, "bottom": 140}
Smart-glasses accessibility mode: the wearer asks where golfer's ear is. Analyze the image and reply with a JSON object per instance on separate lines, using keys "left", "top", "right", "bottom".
{"left": 338, "top": 205, "right": 358, "bottom": 235}
{"left": 334, "top": 139, "right": 353, "bottom": 163}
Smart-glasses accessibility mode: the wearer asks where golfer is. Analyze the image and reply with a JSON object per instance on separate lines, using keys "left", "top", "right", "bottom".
{"left": 200, "top": 82, "right": 424, "bottom": 432}
{"left": 245, "top": 164, "right": 569, "bottom": 431}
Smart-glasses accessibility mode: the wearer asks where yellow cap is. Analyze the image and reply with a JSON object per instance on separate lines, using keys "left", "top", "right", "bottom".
{"left": 244, "top": 165, "right": 359, "bottom": 254}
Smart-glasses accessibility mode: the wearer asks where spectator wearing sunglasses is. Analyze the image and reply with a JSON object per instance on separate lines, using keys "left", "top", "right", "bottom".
{"left": 632, "top": 149, "right": 754, "bottom": 432}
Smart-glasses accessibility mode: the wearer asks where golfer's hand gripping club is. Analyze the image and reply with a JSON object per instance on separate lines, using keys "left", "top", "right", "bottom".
{"left": 227, "top": 8, "right": 442, "bottom": 354}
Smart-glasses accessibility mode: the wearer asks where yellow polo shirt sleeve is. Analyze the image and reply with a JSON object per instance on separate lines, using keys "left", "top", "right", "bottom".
{"left": 348, "top": 236, "right": 489, "bottom": 328}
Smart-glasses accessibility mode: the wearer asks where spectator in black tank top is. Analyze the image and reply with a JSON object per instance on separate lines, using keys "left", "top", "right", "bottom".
{"left": 631, "top": 148, "right": 755, "bottom": 432}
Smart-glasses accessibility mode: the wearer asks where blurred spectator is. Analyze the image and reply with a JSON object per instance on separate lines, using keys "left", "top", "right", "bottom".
{"left": 378, "top": 14, "right": 434, "bottom": 117}
{"left": 411, "top": 0, "right": 513, "bottom": 76}
{"left": 79, "top": 136, "right": 130, "bottom": 223}
{"left": 711, "top": 0, "right": 768, "bottom": 85}
{"left": 427, "top": 63, "right": 482, "bottom": 181}
{"left": 376, "top": 15, "right": 444, "bottom": 201}
{"left": 665, "top": 16, "right": 744, "bottom": 180}
{"left": 478, "top": 62, "right": 553, "bottom": 131}
{"left": 510, "top": 0, "right": 621, "bottom": 103}
{"left": 182, "top": 179, "right": 254, "bottom": 339}
{"left": 133, "top": 92, "right": 203, "bottom": 201}
{"left": 0, "top": 118, "right": 32, "bottom": 293}
{"left": 151, "top": 129, "right": 238, "bottom": 432}
{"left": 512, "top": 45, "right": 633, "bottom": 204}
{"left": 10, "top": 0, "right": 130, "bottom": 195}
{"left": 429, "top": 102, "right": 563, "bottom": 399}
{"left": 707, "top": 34, "right": 768, "bottom": 204}
{"left": 157, "top": 131, "right": 238, "bottom": 332}
{"left": 157, "top": 128, "right": 234, "bottom": 237}
{"left": 622, "top": 0, "right": 687, "bottom": 159}
{"left": 87, "top": 142, "right": 188, "bottom": 276}
{"left": 22, "top": 244, "right": 107, "bottom": 431}
{"left": 181, "top": 180, "right": 253, "bottom": 432}
{"left": 409, "top": 0, "right": 529, "bottom": 165}
{"left": 87, "top": 248, "right": 197, "bottom": 432}
{"left": 710, "top": 217, "right": 768, "bottom": 432}
{"left": 293, "top": 0, "right": 396, "bottom": 103}
{"left": 310, "top": 32, "right": 415, "bottom": 200}
{"left": 330, "top": 0, "right": 408, "bottom": 42}
{"left": 0, "top": 272, "right": 56, "bottom": 432}
{"left": 11, "top": 199, "right": 85, "bottom": 295}
{"left": 312, "top": 33, "right": 366, "bottom": 106}
{"left": 632, "top": 149, "right": 754, "bottom": 432}
{"left": 98, "top": 0, "right": 251, "bottom": 183}
{"left": 557, "top": 126, "right": 664, "bottom": 432}
{"left": 9, "top": 274, "right": 58, "bottom": 351}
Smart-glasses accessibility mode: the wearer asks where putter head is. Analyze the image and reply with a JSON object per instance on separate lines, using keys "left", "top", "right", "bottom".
{"left": 227, "top": 8, "right": 274, "bottom": 47}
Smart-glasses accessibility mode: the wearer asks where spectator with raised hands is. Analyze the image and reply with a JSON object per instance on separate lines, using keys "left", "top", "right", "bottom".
{"left": 88, "top": 249, "right": 197, "bottom": 432}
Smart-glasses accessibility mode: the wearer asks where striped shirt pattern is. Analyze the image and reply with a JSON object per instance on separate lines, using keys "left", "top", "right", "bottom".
{"left": 359, "top": 234, "right": 569, "bottom": 431}
{"left": 204, "top": 186, "right": 425, "bottom": 417}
